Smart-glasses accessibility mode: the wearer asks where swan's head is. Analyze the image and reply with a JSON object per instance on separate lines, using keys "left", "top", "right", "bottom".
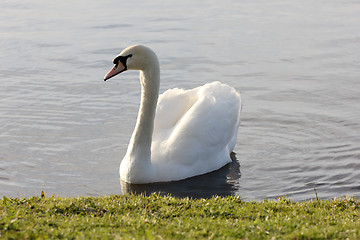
{"left": 104, "top": 45, "right": 158, "bottom": 81}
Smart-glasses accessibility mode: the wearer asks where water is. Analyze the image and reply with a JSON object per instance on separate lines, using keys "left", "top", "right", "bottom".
{"left": 1, "top": 0, "right": 359, "bottom": 201}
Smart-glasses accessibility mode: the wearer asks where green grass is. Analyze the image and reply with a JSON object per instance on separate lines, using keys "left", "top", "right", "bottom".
{"left": 1, "top": 194, "right": 359, "bottom": 239}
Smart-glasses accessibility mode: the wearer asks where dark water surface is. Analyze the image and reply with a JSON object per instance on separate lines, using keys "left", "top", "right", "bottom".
{"left": 1, "top": 0, "right": 359, "bottom": 201}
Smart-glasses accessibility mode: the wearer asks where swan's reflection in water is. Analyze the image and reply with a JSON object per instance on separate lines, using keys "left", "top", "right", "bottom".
{"left": 120, "top": 158, "right": 241, "bottom": 199}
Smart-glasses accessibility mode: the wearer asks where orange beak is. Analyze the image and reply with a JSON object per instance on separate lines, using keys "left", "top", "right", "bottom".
{"left": 104, "top": 61, "right": 126, "bottom": 81}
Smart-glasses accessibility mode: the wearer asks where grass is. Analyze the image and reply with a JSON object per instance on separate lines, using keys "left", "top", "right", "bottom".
{"left": 1, "top": 194, "right": 359, "bottom": 239}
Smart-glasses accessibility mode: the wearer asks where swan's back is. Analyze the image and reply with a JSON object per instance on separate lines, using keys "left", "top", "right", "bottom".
{"left": 151, "top": 81, "right": 241, "bottom": 181}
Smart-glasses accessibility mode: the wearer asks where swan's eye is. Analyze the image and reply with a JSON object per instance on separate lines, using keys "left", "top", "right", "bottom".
{"left": 113, "top": 54, "right": 133, "bottom": 66}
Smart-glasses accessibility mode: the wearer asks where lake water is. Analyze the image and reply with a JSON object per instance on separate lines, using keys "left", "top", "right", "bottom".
{"left": 1, "top": 0, "right": 359, "bottom": 201}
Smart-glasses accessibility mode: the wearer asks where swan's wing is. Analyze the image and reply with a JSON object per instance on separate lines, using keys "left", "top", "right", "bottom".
{"left": 153, "top": 87, "right": 199, "bottom": 135}
{"left": 168, "top": 82, "right": 241, "bottom": 154}
{"left": 152, "top": 82, "right": 241, "bottom": 175}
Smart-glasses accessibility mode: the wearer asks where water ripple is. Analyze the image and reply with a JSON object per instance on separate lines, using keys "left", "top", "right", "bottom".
{"left": 1, "top": 0, "right": 359, "bottom": 201}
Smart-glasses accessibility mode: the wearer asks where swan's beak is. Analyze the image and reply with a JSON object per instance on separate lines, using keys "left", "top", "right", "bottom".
{"left": 104, "top": 61, "right": 127, "bottom": 81}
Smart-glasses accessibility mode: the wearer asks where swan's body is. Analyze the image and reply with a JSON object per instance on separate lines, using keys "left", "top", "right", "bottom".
{"left": 104, "top": 45, "right": 241, "bottom": 184}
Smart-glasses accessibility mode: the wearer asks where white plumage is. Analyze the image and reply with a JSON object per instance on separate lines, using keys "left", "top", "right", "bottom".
{"left": 104, "top": 45, "right": 241, "bottom": 184}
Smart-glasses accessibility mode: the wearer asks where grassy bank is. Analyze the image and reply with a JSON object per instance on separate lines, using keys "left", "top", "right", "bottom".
{"left": 1, "top": 194, "right": 359, "bottom": 239}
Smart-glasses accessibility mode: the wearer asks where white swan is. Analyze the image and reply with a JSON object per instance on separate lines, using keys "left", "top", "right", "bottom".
{"left": 104, "top": 45, "right": 241, "bottom": 184}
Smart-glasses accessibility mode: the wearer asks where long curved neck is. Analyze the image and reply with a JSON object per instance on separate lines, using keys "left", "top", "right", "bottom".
{"left": 126, "top": 62, "right": 160, "bottom": 163}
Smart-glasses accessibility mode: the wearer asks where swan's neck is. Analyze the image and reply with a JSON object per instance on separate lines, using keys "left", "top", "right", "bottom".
{"left": 126, "top": 65, "right": 160, "bottom": 164}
